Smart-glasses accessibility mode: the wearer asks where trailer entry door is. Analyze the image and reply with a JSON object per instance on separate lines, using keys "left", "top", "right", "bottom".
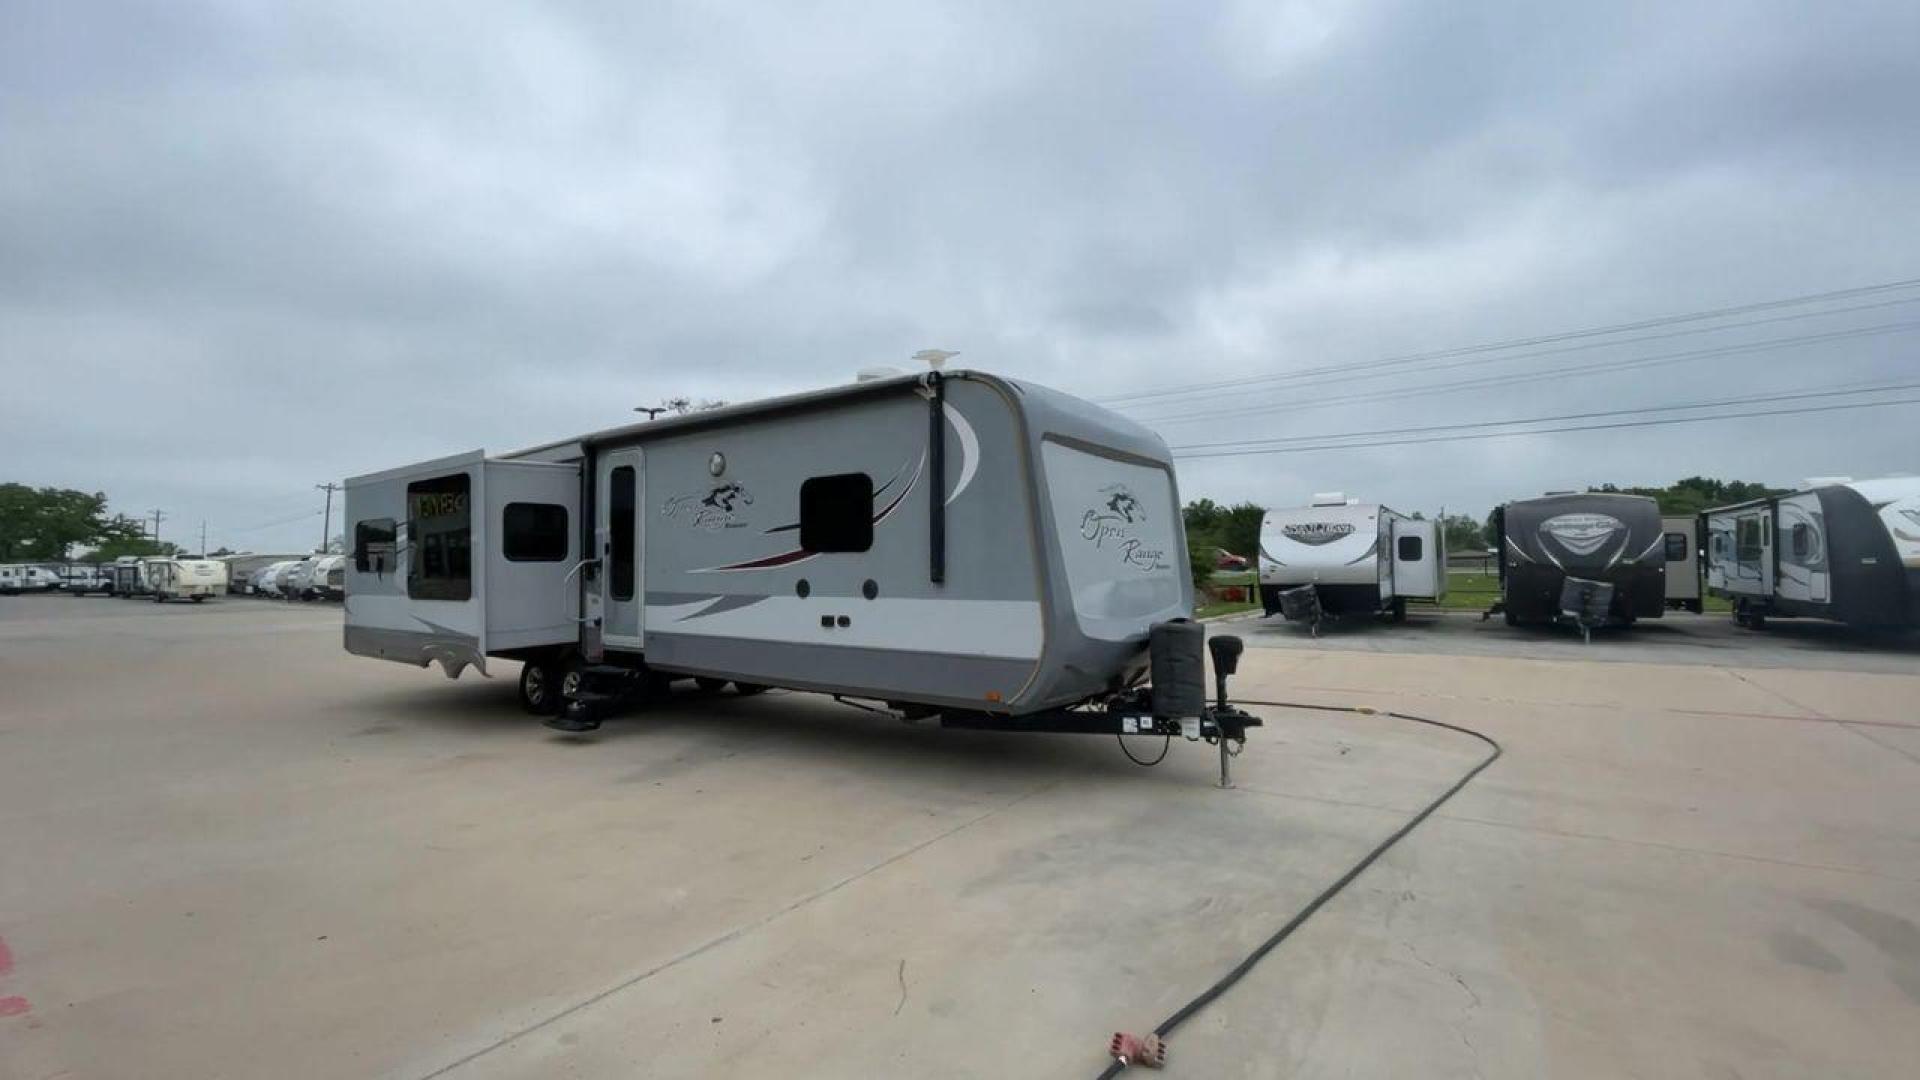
{"left": 596, "top": 447, "right": 645, "bottom": 650}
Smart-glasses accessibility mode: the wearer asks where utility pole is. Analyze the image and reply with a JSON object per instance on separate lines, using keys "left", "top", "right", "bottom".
{"left": 316, "top": 482, "right": 340, "bottom": 553}
{"left": 149, "top": 509, "right": 166, "bottom": 547}
{"left": 200, "top": 520, "right": 208, "bottom": 557}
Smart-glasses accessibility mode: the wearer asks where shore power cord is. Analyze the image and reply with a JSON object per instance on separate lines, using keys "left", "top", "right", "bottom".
{"left": 1100, "top": 698, "right": 1503, "bottom": 1075}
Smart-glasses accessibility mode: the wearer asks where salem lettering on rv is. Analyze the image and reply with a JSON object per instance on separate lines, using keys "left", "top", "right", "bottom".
{"left": 1279, "top": 521, "right": 1356, "bottom": 546}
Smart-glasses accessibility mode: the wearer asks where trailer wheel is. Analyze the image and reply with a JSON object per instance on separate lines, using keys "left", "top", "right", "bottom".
{"left": 1389, "top": 598, "right": 1407, "bottom": 623}
{"left": 191, "top": 596, "right": 206, "bottom": 603}
{"left": 1502, "top": 608, "right": 1519, "bottom": 627}
{"left": 732, "top": 682, "right": 769, "bottom": 696}
{"left": 517, "top": 656, "right": 566, "bottom": 717}
{"left": 694, "top": 676, "right": 728, "bottom": 693}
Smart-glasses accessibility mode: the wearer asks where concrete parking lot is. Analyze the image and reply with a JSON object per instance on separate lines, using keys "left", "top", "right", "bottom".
{"left": 1235, "top": 605, "right": 1920, "bottom": 674}
{"left": 2, "top": 595, "right": 1918, "bottom": 1079}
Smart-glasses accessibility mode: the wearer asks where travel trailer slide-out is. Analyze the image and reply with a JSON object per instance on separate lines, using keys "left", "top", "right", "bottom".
{"left": 1257, "top": 494, "right": 1445, "bottom": 631}
{"left": 343, "top": 370, "right": 1260, "bottom": 782}
{"left": 1662, "top": 515, "right": 1703, "bottom": 613}
{"left": 1704, "top": 476, "right": 1920, "bottom": 630}
{"left": 1491, "top": 492, "right": 1666, "bottom": 638}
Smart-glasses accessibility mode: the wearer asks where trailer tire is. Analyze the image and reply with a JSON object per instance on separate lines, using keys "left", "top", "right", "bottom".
{"left": 1389, "top": 598, "right": 1407, "bottom": 623}
{"left": 694, "top": 676, "right": 728, "bottom": 693}
{"left": 517, "top": 656, "right": 567, "bottom": 717}
{"left": 732, "top": 682, "right": 769, "bottom": 697}
{"left": 192, "top": 596, "right": 206, "bottom": 603}
{"left": 1502, "top": 608, "right": 1519, "bottom": 627}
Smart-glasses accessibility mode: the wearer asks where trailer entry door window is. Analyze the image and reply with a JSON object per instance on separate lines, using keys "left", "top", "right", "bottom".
{"left": 800, "top": 473, "right": 873, "bottom": 553}
{"left": 1664, "top": 533, "right": 1688, "bottom": 561}
{"left": 1736, "top": 518, "right": 1762, "bottom": 565}
{"left": 504, "top": 502, "right": 569, "bottom": 562}
{"left": 355, "top": 518, "right": 397, "bottom": 574}
{"left": 610, "top": 466, "right": 636, "bottom": 600}
{"left": 1791, "top": 523, "right": 1811, "bottom": 560}
{"left": 406, "top": 473, "right": 472, "bottom": 602}
{"left": 1396, "top": 535, "right": 1422, "bottom": 561}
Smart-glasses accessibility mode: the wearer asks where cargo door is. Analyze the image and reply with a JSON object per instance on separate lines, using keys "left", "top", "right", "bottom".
{"left": 594, "top": 447, "right": 645, "bottom": 651}
{"left": 482, "top": 459, "right": 583, "bottom": 652}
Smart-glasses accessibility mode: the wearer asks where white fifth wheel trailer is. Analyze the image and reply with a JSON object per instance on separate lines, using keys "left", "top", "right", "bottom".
{"left": 1704, "top": 476, "right": 1920, "bottom": 630}
{"left": 1257, "top": 494, "right": 1445, "bottom": 630}
{"left": 342, "top": 369, "right": 1262, "bottom": 776}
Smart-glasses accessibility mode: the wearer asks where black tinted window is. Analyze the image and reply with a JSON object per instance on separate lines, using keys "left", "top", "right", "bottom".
{"left": 355, "top": 518, "right": 397, "bottom": 574}
{"left": 1396, "top": 535, "right": 1422, "bottom": 561}
{"left": 1664, "top": 533, "right": 1688, "bottom": 561}
{"left": 610, "top": 466, "right": 636, "bottom": 600}
{"left": 503, "top": 502, "right": 568, "bottom": 562}
{"left": 800, "top": 473, "right": 873, "bottom": 553}
{"left": 1792, "top": 523, "right": 1810, "bottom": 559}
{"left": 407, "top": 473, "right": 471, "bottom": 601}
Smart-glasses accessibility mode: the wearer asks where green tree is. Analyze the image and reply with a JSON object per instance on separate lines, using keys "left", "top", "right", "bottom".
{"left": 0, "top": 485, "right": 144, "bottom": 560}
{"left": 1590, "top": 477, "right": 1787, "bottom": 515}
{"left": 1438, "top": 513, "right": 1487, "bottom": 553}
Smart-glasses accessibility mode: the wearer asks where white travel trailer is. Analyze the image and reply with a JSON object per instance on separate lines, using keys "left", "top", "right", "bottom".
{"left": 1257, "top": 494, "right": 1445, "bottom": 629}
{"left": 109, "top": 555, "right": 154, "bottom": 597}
{"left": 1705, "top": 476, "right": 1920, "bottom": 630}
{"left": 308, "top": 554, "right": 347, "bottom": 600}
{"left": 341, "top": 369, "right": 1261, "bottom": 772}
{"left": 1661, "top": 515, "right": 1703, "bottom": 613}
{"left": 0, "top": 565, "right": 62, "bottom": 593}
{"left": 146, "top": 558, "right": 229, "bottom": 602}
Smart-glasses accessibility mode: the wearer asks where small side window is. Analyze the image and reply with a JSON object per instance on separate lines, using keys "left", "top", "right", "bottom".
{"left": 1791, "top": 523, "right": 1810, "bottom": 559}
{"left": 503, "top": 502, "right": 569, "bottom": 562}
{"left": 1664, "top": 533, "right": 1688, "bottom": 561}
{"left": 355, "top": 518, "right": 397, "bottom": 574}
{"left": 1396, "top": 535, "right": 1422, "bottom": 561}
{"left": 800, "top": 473, "right": 874, "bottom": 553}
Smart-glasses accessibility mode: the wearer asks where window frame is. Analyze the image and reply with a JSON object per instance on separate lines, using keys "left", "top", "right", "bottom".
{"left": 610, "top": 465, "right": 636, "bottom": 601}
{"left": 502, "top": 502, "right": 570, "bottom": 563}
{"left": 406, "top": 472, "right": 473, "bottom": 602}
{"left": 799, "top": 472, "right": 875, "bottom": 554}
{"left": 354, "top": 517, "right": 398, "bottom": 574}
{"left": 1663, "top": 532, "right": 1688, "bottom": 562}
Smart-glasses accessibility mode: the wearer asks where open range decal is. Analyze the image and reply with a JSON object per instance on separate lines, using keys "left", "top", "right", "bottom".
{"left": 664, "top": 482, "right": 754, "bottom": 530}
{"left": 1280, "top": 521, "right": 1356, "bottom": 546}
{"left": 1080, "top": 483, "right": 1170, "bottom": 572}
{"left": 1538, "top": 512, "right": 1624, "bottom": 557}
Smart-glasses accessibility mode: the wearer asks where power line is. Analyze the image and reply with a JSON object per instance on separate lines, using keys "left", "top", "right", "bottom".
{"left": 1172, "top": 396, "right": 1920, "bottom": 460}
{"left": 1168, "top": 379, "right": 1920, "bottom": 452}
{"left": 1117, "top": 294, "right": 1920, "bottom": 419}
{"left": 1098, "top": 275, "right": 1920, "bottom": 406}
{"left": 1131, "top": 319, "right": 1920, "bottom": 427}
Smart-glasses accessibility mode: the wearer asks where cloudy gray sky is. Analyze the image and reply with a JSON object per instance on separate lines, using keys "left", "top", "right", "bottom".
{"left": 4, "top": 0, "right": 1916, "bottom": 554}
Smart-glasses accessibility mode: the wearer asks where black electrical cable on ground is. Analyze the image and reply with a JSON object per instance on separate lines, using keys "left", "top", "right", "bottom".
{"left": 1116, "top": 732, "right": 1172, "bottom": 767}
{"left": 1094, "top": 699, "right": 1503, "bottom": 1078}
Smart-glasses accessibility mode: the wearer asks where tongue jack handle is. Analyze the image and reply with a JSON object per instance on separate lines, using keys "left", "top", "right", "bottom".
{"left": 1204, "top": 635, "right": 1253, "bottom": 788}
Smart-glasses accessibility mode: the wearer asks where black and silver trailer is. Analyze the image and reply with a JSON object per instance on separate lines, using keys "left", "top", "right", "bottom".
{"left": 1704, "top": 476, "right": 1920, "bottom": 630}
{"left": 1490, "top": 492, "right": 1666, "bottom": 636}
{"left": 341, "top": 366, "right": 1259, "bottom": 778}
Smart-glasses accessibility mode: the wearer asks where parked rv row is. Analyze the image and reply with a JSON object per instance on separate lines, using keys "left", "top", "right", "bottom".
{"left": 234, "top": 555, "right": 347, "bottom": 601}
{"left": 1257, "top": 477, "right": 1920, "bottom": 639}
